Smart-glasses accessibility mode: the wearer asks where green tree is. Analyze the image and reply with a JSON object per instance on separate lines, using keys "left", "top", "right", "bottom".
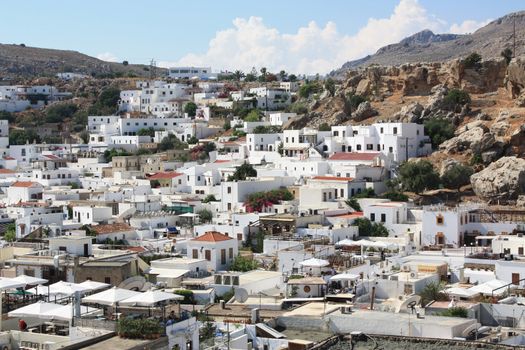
{"left": 439, "top": 307, "right": 468, "bottom": 318}
{"left": 419, "top": 281, "right": 446, "bottom": 306}
{"left": 501, "top": 48, "right": 513, "bottom": 65}
{"left": 184, "top": 102, "right": 198, "bottom": 117}
{"left": 424, "top": 117, "right": 455, "bottom": 149}
{"left": 158, "top": 134, "right": 187, "bottom": 151}
{"left": 371, "top": 223, "right": 389, "bottom": 237}
{"left": 4, "top": 223, "right": 16, "bottom": 242}
{"left": 230, "top": 255, "right": 259, "bottom": 272}
{"left": 279, "top": 70, "right": 287, "bottom": 81}
{"left": 79, "top": 130, "right": 89, "bottom": 144}
{"left": 345, "top": 93, "right": 367, "bottom": 114}
{"left": 298, "top": 82, "right": 321, "bottom": 98}
{"left": 318, "top": 123, "right": 331, "bottom": 131}
{"left": 382, "top": 191, "right": 409, "bottom": 202}
{"left": 9, "top": 129, "right": 41, "bottom": 145}
{"left": 288, "top": 102, "right": 307, "bottom": 114}
{"left": 223, "top": 120, "right": 231, "bottom": 131}
{"left": 258, "top": 67, "right": 268, "bottom": 82}
{"left": 229, "top": 162, "right": 257, "bottom": 181}
{"left": 187, "top": 136, "right": 199, "bottom": 144}
{"left": 137, "top": 127, "right": 155, "bottom": 137}
{"left": 441, "top": 163, "right": 474, "bottom": 190}
{"left": 103, "top": 148, "right": 130, "bottom": 162}
{"left": 202, "top": 194, "right": 217, "bottom": 203}
{"left": 45, "top": 103, "right": 78, "bottom": 123}
{"left": 122, "top": 60, "right": 129, "bottom": 66}
{"left": 88, "top": 87, "right": 121, "bottom": 115}
{"left": 345, "top": 198, "right": 361, "bottom": 211}
{"left": 244, "top": 109, "right": 260, "bottom": 122}
{"left": 464, "top": 52, "right": 482, "bottom": 69}
{"left": 353, "top": 218, "right": 372, "bottom": 236}
{"left": 244, "top": 73, "right": 257, "bottom": 82}
{"left": 233, "top": 70, "right": 245, "bottom": 81}
{"left": 398, "top": 160, "right": 440, "bottom": 194}
{"left": 198, "top": 209, "right": 213, "bottom": 223}
{"left": 0, "top": 111, "right": 15, "bottom": 123}
{"left": 288, "top": 74, "right": 297, "bottom": 82}
{"left": 324, "top": 78, "right": 336, "bottom": 97}
{"left": 443, "top": 89, "right": 471, "bottom": 111}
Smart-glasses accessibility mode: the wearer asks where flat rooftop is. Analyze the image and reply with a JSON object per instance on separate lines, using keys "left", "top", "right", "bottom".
{"left": 282, "top": 302, "right": 344, "bottom": 317}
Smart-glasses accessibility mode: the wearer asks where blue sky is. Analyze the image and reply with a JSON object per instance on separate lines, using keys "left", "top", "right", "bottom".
{"left": 1, "top": 0, "right": 523, "bottom": 74}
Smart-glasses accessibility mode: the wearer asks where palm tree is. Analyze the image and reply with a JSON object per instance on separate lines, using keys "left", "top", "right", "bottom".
{"left": 279, "top": 70, "right": 287, "bottom": 81}
{"left": 233, "top": 70, "right": 245, "bottom": 81}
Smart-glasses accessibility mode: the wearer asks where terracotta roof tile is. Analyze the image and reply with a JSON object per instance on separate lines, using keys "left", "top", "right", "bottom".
{"left": 11, "top": 181, "right": 40, "bottom": 188}
{"left": 328, "top": 152, "right": 380, "bottom": 161}
{"left": 311, "top": 176, "right": 354, "bottom": 182}
{"left": 191, "top": 231, "right": 232, "bottom": 242}
{"left": 148, "top": 171, "right": 183, "bottom": 180}
{"left": 92, "top": 223, "right": 134, "bottom": 235}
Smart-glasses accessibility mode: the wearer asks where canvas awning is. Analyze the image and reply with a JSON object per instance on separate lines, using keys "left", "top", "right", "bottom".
{"left": 0, "top": 278, "right": 26, "bottom": 290}
{"left": 12, "top": 275, "right": 48, "bottom": 286}
{"left": 48, "top": 281, "right": 91, "bottom": 296}
{"left": 78, "top": 280, "right": 111, "bottom": 292}
{"left": 330, "top": 273, "right": 360, "bottom": 282}
{"left": 82, "top": 287, "right": 141, "bottom": 306}
{"left": 119, "top": 290, "right": 183, "bottom": 307}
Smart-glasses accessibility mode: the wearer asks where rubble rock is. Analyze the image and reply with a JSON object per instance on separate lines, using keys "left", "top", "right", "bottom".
{"left": 470, "top": 156, "right": 525, "bottom": 203}
{"left": 439, "top": 158, "right": 459, "bottom": 176}
{"left": 392, "top": 102, "right": 424, "bottom": 123}
{"left": 440, "top": 126, "right": 494, "bottom": 155}
{"left": 490, "top": 121, "right": 510, "bottom": 137}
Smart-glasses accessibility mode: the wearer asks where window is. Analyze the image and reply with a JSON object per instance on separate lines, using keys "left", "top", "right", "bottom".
{"left": 366, "top": 144, "right": 373, "bottom": 150}
{"left": 380, "top": 127, "right": 384, "bottom": 134}
{"left": 237, "top": 233, "right": 243, "bottom": 241}
{"left": 393, "top": 127, "right": 398, "bottom": 135}
{"left": 205, "top": 250, "right": 211, "bottom": 261}
{"left": 357, "top": 145, "right": 362, "bottom": 151}
{"left": 370, "top": 213, "right": 375, "bottom": 222}
{"left": 229, "top": 248, "right": 234, "bottom": 259}
{"left": 381, "top": 213, "right": 386, "bottom": 223}
{"left": 192, "top": 249, "right": 198, "bottom": 259}
{"left": 105, "top": 277, "right": 111, "bottom": 284}
{"left": 436, "top": 215, "right": 444, "bottom": 225}
{"left": 227, "top": 187, "right": 231, "bottom": 194}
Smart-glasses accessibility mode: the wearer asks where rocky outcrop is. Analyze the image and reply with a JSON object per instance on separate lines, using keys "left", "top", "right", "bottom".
{"left": 506, "top": 57, "right": 525, "bottom": 98}
{"left": 353, "top": 101, "right": 378, "bottom": 121}
{"left": 439, "top": 125, "right": 495, "bottom": 155}
{"left": 470, "top": 156, "right": 525, "bottom": 203}
{"left": 392, "top": 102, "right": 424, "bottom": 123}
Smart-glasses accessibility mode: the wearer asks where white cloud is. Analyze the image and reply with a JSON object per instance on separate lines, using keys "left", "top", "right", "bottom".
{"left": 96, "top": 52, "right": 119, "bottom": 62}
{"left": 159, "top": 0, "right": 488, "bottom": 75}
{"left": 449, "top": 19, "right": 492, "bottom": 34}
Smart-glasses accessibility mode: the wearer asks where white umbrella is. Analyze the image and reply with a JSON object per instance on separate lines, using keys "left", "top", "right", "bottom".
{"left": 82, "top": 287, "right": 141, "bottom": 306}
{"left": 445, "top": 287, "right": 480, "bottom": 299}
{"left": 12, "top": 275, "right": 48, "bottom": 286}
{"left": 48, "top": 281, "right": 91, "bottom": 296}
{"left": 119, "top": 290, "right": 183, "bottom": 307}
{"left": 179, "top": 212, "right": 199, "bottom": 217}
{"left": 335, "top": 239, "right": 358, "bottom": 247}
{"left": 8, "top": 301, "right": 62, "bottom": 319}
{"left": 300, "top": 258, "right": 330, "bottom": 268}
{"left": 330, "top": 273, "right": 360, "bottom": 282}
{"left": 0, "top": 278, "right": 25, "bottom": 290}
{"left": 78, "top": 280, "right": 111, "bottom": 292}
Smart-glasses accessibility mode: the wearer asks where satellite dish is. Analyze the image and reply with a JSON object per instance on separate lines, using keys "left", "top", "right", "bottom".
{"left": 396, "top": 295, "right": 421, "bottom": 313}
{"left": 461, "top": 323, "right": 479, "bottom": 338}
{"left": 234, "top": 288, "right": 249, "bottom": 303}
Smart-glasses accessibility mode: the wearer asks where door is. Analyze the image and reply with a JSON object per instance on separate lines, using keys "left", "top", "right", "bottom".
{"left": 519, "top": 247, "right": 524, "bottom": 256}
{"left": 512, "top": 273, "right": 520, "bottom": 285}
{"left": 205, "top": 250, "right": 211, "bottom": 261}
{"left": 84, "top": 244, "right": 89, "bottom": 257}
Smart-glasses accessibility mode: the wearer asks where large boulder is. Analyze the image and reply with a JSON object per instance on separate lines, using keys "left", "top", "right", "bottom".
{"left": 440, "top": 126, "right": 495, "bottom": 155}
{"left": 506, "top": 57, "right": 525, "bottom": 98}
{"left": 352, "top": 101, "right": 378, "bottom": 122}
{"left": 392, "top": 102, "right": 424, "bottom": 123}
{"left": 470, "top": 156, "right": 525, "bottom": 203}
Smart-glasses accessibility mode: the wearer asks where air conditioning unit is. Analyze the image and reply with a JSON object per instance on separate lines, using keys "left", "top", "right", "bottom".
{"left": 410, "top": 272, "right": 418, "bottom": 279}
{"left": 402, "top": 265, "right": 410, "bottom": 272}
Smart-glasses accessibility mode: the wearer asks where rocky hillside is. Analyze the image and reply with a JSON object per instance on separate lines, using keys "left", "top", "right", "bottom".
{"left": 0, "top": 43, "right": 164, "bottom": 79}
{"left": 332, "top": 11, "right": 525, "bottom": 76}
{"left": 288, "top": 54, "right": 525, "bottom": 204}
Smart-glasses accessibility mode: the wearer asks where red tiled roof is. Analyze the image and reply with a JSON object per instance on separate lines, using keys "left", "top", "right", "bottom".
{"left": 328, "top": 152, "right": 380, "bottom": 161}
{"left": 311, "top": 176, "right": 354, "bottom": 182}
{"left": 192, "top": 231, "right": 232, "bottom": 242}
{"left": 92, "top": 223, "right": 134, "bottom": 235}
{"left": 0, "top": 169, "right": 15, "bottom": 174}
{"left": 44, "top": 155, "right": 61, "bottom": 160}
{"left": 11, "top": 181, "right": 40, "bottom": 188}
{"left": 127, "top": 246, "right": 146, "bottom": 253}
{"left": 328, "top": 212, "right": 364, "bottom": 219}
{"left": 3, "top": 156, "right": 15, "bottom": 160}
{"left": 214, "top": 160, "right": 231, "bottom": 163}
{"left": 148, "top": 171, "right": 183, "bottom": 180}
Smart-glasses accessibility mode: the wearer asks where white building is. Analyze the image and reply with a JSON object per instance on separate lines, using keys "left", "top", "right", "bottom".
{"left": 187, "top": 231, "right": 238, "bottom": 272}
{"left": 168, "top": 67, "right": 214, "bottom": 80}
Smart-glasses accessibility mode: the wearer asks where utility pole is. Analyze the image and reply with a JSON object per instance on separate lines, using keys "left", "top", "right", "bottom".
{"left": 149, "top": 59, "right": 157, "bottom": 80}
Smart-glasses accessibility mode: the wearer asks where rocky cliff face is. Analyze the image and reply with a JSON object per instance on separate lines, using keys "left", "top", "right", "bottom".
{"left": 470, "top": 157, "right": 525, "bottom": 203}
